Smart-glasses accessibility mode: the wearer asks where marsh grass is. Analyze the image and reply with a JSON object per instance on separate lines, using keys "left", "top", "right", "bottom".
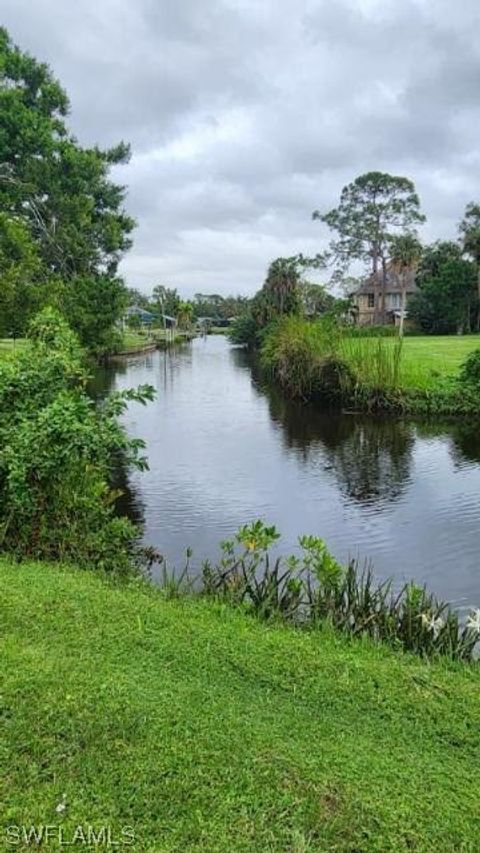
{"left": 339, "top": 335, "right": 404, "bottom": 391}
{"left": 261, "top": 316, "right": 480, "bottom": 412}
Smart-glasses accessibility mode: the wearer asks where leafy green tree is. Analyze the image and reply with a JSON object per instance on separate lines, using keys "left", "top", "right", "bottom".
{"left": 60, "top": 275, "right": 128, "bottom": 354}
{"left": 314, "top": 172, "right": 425, "bottom": 321}
{"left": 300, "top": 282, "right": 336, "bottom": 317}
{"left": 0, "top": 27, "right": 135, "bottom": 350}
{"left": 125, "top": 288, "right": 151, "bottom": 311}
{"left": 230, "top": 256, "right": 325, "bottom": 346}
{"left": 459, "top": 203, "right": 480, "bottom": 329}
{"left": 152, "top": 285, "right": 181, "bottom": 319}
{"left": 0, "top": 212, "right": 41, "bottom": 336}
{"left": 416, "top": 241, "right": 463, "bottom": 286}
{"left": 389, "top": 233, "right": 423, "bottom": 336}
{"left": 192, "top": 293, "right": 248, "bottom": 322}
{"left": 249, "top": 257, "right": 304, "bottom": 330}
{"left": 409, "top": 243, "right": 477, "bottom": 334}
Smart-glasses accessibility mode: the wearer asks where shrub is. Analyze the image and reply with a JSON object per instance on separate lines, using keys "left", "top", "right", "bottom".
{"left": 228, "top": 312, "right": 259, "bottom": 348}
{"left": 0, "top": 308, "right": 154, "bottom": 572}
{"left": 459, "top": 348, "right": 480, "bottom": 385}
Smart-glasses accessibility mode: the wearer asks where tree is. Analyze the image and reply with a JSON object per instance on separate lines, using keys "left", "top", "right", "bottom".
{"left": 459, "top": 203, "right": 480, "bottom": 329}
{"left": 126, "top": 288, "right": 151, "bottom": 311}
{"left": 177, "top": 300, "right": 194, "bottom": 330}
{"left": 263, "top": 257, "right": 304, "bottom": 316}
{"left": 0, "top": 212, "right": 41, "bottom": 336}
{"left": 416, "top": 241, "right": 463, "bottom": 286}
{"left": 152, "top": 285, "right": 181, "bottom": 319}
{"left": 314, "top": 172, "right": 425, "bottom": 322}
{"left": 60, "top": 274, "right": 128, "bottom": 354}
{"left": 0, "top": 27, "right": 135, "bottom": 350}
{"left": 389, "top": 234, "right": 423, "bottom": 336}
{"left": 300, "top": 282, "right": 336, "bottom": 316}
{"left": 409, "top": 242, "right": 477, "bottom": 334}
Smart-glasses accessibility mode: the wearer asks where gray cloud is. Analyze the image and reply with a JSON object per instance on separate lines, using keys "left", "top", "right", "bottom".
{"left": 3, "top": 0, "right": 480, "bottom": 294}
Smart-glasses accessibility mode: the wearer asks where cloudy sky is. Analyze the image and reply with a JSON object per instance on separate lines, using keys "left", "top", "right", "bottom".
{"left": 3, "top": 0, "right": 480, "bottom": 296}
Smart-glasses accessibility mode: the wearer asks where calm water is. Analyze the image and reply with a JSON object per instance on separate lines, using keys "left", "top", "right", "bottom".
{"left": 97, "top": 335, "right": 480, "bottom": 609}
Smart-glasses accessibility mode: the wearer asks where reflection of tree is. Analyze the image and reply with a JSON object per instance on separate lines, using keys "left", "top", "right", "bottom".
{"left": 416, "top": 420, "right": 480, "bottom": 467}
{"left": 321, "top": 417, "right": 414, "bottom": 504}
{"left": 88, "top": 360, "right": 146, "bottom": 531}
{"left": 449, "top": 422, "right": 480, "bottom": 466}
{"left": 230, "top": 344, "right": 254, "bottom": 372}
{"left": 112, "top": 451, "right": 146, "bottom": 531}
{"left": 87, "top": 359, "right": 127, "bottom": 399}
{"left": 257, "top": 370, "right": 414, "bottom": 506}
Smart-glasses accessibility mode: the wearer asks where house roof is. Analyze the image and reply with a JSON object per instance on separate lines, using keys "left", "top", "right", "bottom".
{"left": 355, "top": 265, "right": 418, "bottom": 295}
{"left": 125, "top": 305, "right": 155, "bottom": 319}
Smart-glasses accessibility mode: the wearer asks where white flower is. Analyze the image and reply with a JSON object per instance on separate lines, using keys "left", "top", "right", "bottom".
{"left": 466, "top": 608, "right": 480, "bottom": 633}
{"left": 420, "top": 613, "right": 444, "bottom": 639}
{"left": 55, "top": 794, "right": 67, "bottom": 814}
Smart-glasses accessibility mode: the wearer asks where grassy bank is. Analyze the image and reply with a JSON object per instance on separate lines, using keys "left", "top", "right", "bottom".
{"left": 2, "top": 558, "right": 480, "bottom": 850}
{"left": 0, "top": 338, "right": 26, "bottom": 358}
{"left": 115, "top": 329, "right": 194, "bottom": 355}
{"left": 261, "top": 317, "right": 480, "bottom": 414}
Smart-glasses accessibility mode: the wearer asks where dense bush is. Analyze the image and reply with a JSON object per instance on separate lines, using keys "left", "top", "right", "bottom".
{"left": 228, "top": 313, "right": 259, "bottom": 348}
{"left": 0, "top": 308, "right": 154, "bottom": 572}
{"left": 459, "top": 347, "right": 480, "bottom": 385}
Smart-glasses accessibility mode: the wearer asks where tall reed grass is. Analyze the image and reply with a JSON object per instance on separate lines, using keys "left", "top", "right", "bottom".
{"left": 260, "top": 316, "right": 480, "bottom": 413}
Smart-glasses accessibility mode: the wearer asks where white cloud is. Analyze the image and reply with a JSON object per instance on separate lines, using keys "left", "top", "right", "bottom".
{"left": 3, "top": 0, "right": 480, "bottom": 296}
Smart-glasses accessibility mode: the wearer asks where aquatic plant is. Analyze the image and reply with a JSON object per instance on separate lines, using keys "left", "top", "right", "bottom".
{"left": 160, "top": 521, "right": 480, "bottom": 663}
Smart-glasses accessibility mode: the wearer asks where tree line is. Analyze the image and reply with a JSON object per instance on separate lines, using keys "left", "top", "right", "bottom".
{"left": 314, "top": 171, "right": 480, "bottom": 335}
{"left": 232, "top": 171, "right": 480, "bottom": 345}
{"left": 125, "top": 286, "right": 249, "bottom": 329}
{"left": 3, "top": 26, "right": 480, "bottom": 351}
{"left": 0, "top": 27, "right": 133, "bottom": 353}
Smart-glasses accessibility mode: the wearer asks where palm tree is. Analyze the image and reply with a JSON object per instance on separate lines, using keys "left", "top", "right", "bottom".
{"left": 389, "top": 234, "right": 422, "bottom": 336}
{"left": 177, "top": 300, "right": 193, "bottom": 331}
{"left": 264, "top": 257, "right": 302, "bottom": 316}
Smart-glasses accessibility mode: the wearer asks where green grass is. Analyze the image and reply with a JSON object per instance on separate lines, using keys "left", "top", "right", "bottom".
{"left": 2, "top": 559, "right": 480, "bottom": 850}
{"left": 117, "top": 329, "right": 193, "bottom": 354}
{"left": 372, "top": 335, "right": 480, "bottom": 390}
{"left": 0, "top": 338, "right": 26, "bottom": 358}
{"left": 262, "top": 317, "right": 480, "bottom": 412}
{"left": 341, "top": 334, "right": 480, "bottom": 391}
{"left": 120, "top": 330, "right": 157, "bottom": 350}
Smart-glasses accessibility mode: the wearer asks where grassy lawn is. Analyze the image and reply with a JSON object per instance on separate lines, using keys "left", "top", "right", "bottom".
{"left": 120, "top": 330, "right": 156, "bottom": 350}
{"left": 0, "top": 338, "right": 26, "bottom": 358}
{"left": 400, "top": 335, "right": 480, "bottom": 387}
{"left": 337, "top": 333, "right": 480, "bottom": 393}
{"left": 2, "top": 560, "right": 480, "bottom": 850}
{"left": 118, "top": 329, "right": 193, "bottom": 353}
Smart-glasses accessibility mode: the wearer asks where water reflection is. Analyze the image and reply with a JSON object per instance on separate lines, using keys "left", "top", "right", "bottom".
{"left": 94, "top": 336, "right": 480, "bottom": 606}
{"left": 263, "top": 390, "right": 414, "bottom": 506}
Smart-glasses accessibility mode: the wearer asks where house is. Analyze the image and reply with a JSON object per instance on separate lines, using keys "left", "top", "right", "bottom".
{"left": 124, "top": 306, "right": 156, "bottom": 327}
{"left": 352, "top": 266, "right": 418, "bottom": 326}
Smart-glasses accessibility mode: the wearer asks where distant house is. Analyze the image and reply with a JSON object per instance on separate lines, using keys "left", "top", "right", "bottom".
{"left": 124, "top": 306, "right": 156, "bottom": 327}
{"left": 352, "top": 266, "right": 418, "bottom": 326}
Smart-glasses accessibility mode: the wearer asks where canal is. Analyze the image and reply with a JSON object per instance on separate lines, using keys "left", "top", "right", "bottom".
{"left": 96, "top": 335, "right": 480, "bottom": 610}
